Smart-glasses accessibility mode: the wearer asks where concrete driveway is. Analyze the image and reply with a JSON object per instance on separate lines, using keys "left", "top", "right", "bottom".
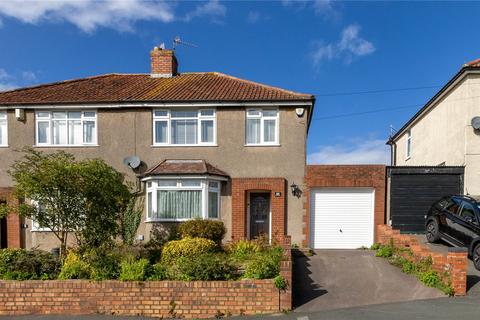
{"left": 293, "top": 249, "right": 445, "bottom": 312}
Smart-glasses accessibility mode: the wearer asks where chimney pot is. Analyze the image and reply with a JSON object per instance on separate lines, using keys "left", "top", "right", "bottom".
{"left": 150, "top": 47, "right": 178, "bottom": 78}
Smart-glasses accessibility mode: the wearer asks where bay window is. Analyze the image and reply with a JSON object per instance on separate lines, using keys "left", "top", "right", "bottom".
{"left": 246, "top": 108, "right": 279, "bottom": 145}
{"left": 153, "top": 109, "right": 216, "bottom": 146}
{"left": 145, "top": 178, "right": 221, "bottom": 221}
{"left": 0, "top": 111, "right": 7, "bottom": 146}
{"left": 35, "top": 111, "right": 97, "bottom": 146}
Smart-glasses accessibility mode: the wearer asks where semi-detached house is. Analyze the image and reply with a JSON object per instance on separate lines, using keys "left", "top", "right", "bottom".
{"left": 0, "top": 47, "right": 315, "bottom": 249}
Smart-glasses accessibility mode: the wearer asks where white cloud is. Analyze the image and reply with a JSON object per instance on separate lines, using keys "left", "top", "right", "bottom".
{"left": 246, "top": 11, "right": 261, "bottom": 24}
{"left": 282, "top": 0, "right": 339, "bottom": 20}
{"left": 311, "top": 24, "right": 375, "bottom": 66}
{"left": 0, "top": 69, "right": 38, "bottom": 92}
{"left": 0, "top": 0, "right": 176, "bottom": 32}
{"left": 308, "top": 139, "right": 390, "bottom": 165}
{"left": 183, "top": 0, "right": 226, "bottom": 23}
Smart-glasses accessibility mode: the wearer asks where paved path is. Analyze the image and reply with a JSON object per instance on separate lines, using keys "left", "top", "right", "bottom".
{"left": 293, "top": 249, "right": 444, "bottom": 312}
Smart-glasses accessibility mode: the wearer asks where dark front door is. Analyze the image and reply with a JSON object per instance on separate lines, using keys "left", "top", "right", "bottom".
{"left": 249, "top": 193, "right": 270, "bottom": 239}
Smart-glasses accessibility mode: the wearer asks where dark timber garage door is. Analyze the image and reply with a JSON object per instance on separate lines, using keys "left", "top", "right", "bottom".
{"left": 388, "top": 166, "right": 464, "bottom": 233}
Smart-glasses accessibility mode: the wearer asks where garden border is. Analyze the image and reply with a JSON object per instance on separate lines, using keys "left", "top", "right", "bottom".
{"left": 376, "top": 224, "right": 468, "bottom": 296}
{"left": 0, "top": 237, "right": 292, "bottom": 319}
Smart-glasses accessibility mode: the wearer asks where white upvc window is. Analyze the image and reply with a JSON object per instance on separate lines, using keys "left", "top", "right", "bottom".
{"left": 153, "top": 109, "right": 216, "bottom": 146}
{"left": 406, "top": 129, "right": 412, "bottom": 159}
{"left": 35, "top": 111, "right": 97, "bottom": 146}
{"left": 245, "top": 108, "right": 279, "bottom": 145}
{"left": 0, "top": 111, "right": 7, "bottom": 147}
{"left": 145, "top": 178, "right": 221, "bottom": 222}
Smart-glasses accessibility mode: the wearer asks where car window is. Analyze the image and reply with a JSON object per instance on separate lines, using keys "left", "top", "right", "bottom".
{"left": 445, "top": 198, "right": 461, "bottom": 215}
{"left": 459, "top": 201, "right": 477, "bottom": 222}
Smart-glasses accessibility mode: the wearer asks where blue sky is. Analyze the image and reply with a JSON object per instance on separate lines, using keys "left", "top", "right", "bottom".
{"left": 0, "top": 1, "right": 479, "bottom": 164}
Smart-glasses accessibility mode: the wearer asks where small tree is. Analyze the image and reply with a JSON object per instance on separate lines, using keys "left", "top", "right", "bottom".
{"left": 6, "top": 148, "right": 132, "bottom": 257}
{"left": 119, "top": 196, "right": 143, "bottom": 246}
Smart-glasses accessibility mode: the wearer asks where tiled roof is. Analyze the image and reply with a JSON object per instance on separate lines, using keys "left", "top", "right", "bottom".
{"left": 144, "top": 160, "right": 229, "bottom": 177}
{"left": 464, "top": 58, "right": 480, "bottom": 67}
{"left": 0, "top": 72, "right": 313, "bottom": 105}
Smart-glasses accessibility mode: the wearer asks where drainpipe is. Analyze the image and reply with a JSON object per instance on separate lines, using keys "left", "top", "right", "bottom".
{"left": 386, "top": 138, "right": 396, "bottom": 166}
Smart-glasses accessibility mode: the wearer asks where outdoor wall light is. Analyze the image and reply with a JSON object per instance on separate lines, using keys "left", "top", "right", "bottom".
{"left": 290, "top": 183, "right": 302, "bottom": 198}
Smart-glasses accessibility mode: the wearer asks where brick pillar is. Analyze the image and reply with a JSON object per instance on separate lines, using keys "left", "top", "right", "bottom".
{"left": 447, "top": 248, "right": 468, "bottom": 296}
{"left": 279, "top": 236, "right": 292, "bottom": 311}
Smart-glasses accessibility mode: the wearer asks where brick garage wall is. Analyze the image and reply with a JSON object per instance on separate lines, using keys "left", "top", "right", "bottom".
{"left": 304, "top": 165, "right": 386, "bottom": 247}
{"left": 231, "top": 178, "right": 286, "bottom": 241}
{"left": 0, "top": 187, "right": 21, "bottom": 248}
{"left": 377, "top": 224, "right": 468, "bottom": 296}
{"left": 0, "top": 238, "right": 293, "bottom": 318}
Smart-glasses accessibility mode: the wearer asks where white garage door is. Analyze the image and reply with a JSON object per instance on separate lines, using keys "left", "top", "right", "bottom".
{"left": 311, "top": 188, "right": 374, "bottom": 249}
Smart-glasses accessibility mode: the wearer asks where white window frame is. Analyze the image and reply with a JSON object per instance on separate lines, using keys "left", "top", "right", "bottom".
{"left": 35, "top": 110, "right": 98, "bottom": 147}
{"left": 145, "top": 177, "right": 221, "bottom": 222}
{"left": 152, "top": 109, "right": 216, "bottom": 147}
{"left": 0, "top": 111, "right": 7, "bottom": 147}
{"left": 406, "top": 129, "right": 412, "bottom": 160}
{"left": 245, "top": 108, "right": 279, "bottom": 146}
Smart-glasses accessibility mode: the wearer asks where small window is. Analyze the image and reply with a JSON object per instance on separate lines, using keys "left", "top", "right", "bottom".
{"left": 0, "top": 111, "right": 7, "bottom": 146}
{"left": 459, "top": 201, "right": 477, "bottom": 222}
{"left": 157, "top": 180, "right": 177, "bottom": 187}
{"left": 445, "top": 198, "right": 461, "bottom": 215}
{"left": 180, "top": 180, "right": 201, "bottom": 187}
{"left": 246, "top": 108, "right": 279, "bottom": 145}
{"left": 406, "top": 129, "right": 412, "bottom": 159}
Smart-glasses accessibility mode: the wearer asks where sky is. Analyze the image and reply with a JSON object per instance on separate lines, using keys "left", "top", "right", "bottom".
{"left": 0, "top": 0, "right": 479, "bottom": 165}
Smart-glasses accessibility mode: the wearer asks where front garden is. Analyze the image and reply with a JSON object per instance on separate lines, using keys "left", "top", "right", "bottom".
{"left": 0, "top": 148, "right": 287, "bottom": 285}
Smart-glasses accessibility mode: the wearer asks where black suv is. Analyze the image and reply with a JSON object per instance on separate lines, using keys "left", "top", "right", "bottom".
{"left": 425, "top": 195, "right": 480, "bottom": 270}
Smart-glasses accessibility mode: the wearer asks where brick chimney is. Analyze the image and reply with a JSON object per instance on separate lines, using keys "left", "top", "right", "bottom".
{"left": 150, "top": 46, "right": 178, "bottom": 78}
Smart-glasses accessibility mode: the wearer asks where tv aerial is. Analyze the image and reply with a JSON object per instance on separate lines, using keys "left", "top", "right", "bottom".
{"left": 173, "top": 36, "right": 198, "bottom": 50}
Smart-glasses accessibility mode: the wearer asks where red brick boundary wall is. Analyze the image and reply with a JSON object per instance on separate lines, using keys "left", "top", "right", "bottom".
{"left": 377, "top": 224, "right": 468, "bottom": 296}
{"left": 0, "top": 238, "right": 292, "bottom": 318}
{"left": 0, "top": 187, "right": 21, "bottom": 248}
{"left": 305, "top": 165, "right": 386, "bottom": 247}
{"left": 231, "top": 178, "right": 286, "bottom": 241}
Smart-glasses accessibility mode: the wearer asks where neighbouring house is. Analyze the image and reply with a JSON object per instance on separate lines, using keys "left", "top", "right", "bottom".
{"left": 0, "top": 47, "right": 315, "bottom": 250}
{"left": 385, "top": 59, "right": 480, "bottom": 232}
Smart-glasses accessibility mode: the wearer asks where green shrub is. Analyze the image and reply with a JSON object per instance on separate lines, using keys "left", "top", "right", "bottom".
{"left": 375, "top": 244, "right": 394, "bottom": 258}
{"left": 148, "top": 263, "right": 168, "bottom": 281}
{"left": 420, "top": 270, "right": 441, "bottom": 287}
{"left": 370, "top": 243, "right": 381, "bottom": 250}
{"left": 170, "top": 253, "right": 237, "bottom": 281}
{"left": 0, "top": 248, "right": 60, "bottom": 280}
{"left": 243, "top": 247, "right": 283, "bottom": 279}
{"left": 274, "top": 275, "right": 288, "bottom": 290}
{"left": 119, "top": 258, "right": 151, "bottom": 281}
{"left": 178, "top": 219, "right": 226, "bottom": 244}
{"left": 161, "top": 237, "right": 217, "bottom": 264}
{"left": 83, "top": 246, "right": 122, "bottom": 280}
{"left": 401, "top": 260, "right": 416, "bottom": 274}
{"left": 227, "top": 239, "right": 262, "bottom": 260}
{"left": 58, "top": 252, "right": 92, "bottom": 280}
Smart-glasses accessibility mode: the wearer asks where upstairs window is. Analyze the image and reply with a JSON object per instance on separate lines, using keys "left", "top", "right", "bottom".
{"left": 246, "top": 108, "right": 279, "bottom": 145}
{"left": 406, "top": 129, "right": 412, "bottom": 159}
{"left": 153, "top": 109, "right": 216, "bottom": 146}
{"left": 0, "top": 111, "right": 7, "bottom": 147}
{"left": 35, "top": 111, "right": 97, "bottom": 146}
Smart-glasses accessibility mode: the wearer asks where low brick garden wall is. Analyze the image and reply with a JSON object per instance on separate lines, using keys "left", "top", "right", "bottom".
{"left": 377, "top": 224, "right": 468, "bottom": 296}
{"left": 0, "top": 238, "right": 292, "bottom": 319}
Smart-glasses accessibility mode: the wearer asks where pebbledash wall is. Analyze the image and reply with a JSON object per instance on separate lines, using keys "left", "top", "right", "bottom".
{"left": 0, "top": 238, "right": 292, "bottom": 318}
{"left": 304, "top": 165, "right": 386, "bottom": 247}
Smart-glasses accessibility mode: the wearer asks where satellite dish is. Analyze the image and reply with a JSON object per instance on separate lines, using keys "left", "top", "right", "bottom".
{"left": 472, "top": 117, "right": 480, "bottom": 130}
{"left": 295, "top": 107, "right": 305, "bottom": 117}
{"left": 123, "top": 156, "right": 141, "bottom": 169}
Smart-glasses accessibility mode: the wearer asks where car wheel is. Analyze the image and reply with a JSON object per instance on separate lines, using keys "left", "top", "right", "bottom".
{"left": 473, "top": 244, "right": 480, "bottom": 271}
{"left": 426, "top": 219, "right": 440, "bottom": 243}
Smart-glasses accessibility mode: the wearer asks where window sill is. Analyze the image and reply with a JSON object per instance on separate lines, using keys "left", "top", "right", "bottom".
{"left": 31, "top": 229, "right": 54, "bottom": 232}
{"left": 33, "top": 144, "right": 99, "bottom": 148}
{"left": 145, "top": 217, "right": 220, "bottom": 223}
{"left": 151, "top": 144, "right": 218, "bottom": 148}
{"left": 244, "top": 143, "right": 281, "bottom": 147}
{"left": 0, "top": 145, "right": 9, "bottom": 148}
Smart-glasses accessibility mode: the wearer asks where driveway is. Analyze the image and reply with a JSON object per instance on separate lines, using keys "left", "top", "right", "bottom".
{"left": 293, "top": 249, "right": 445, "bottom": 312}
{"left": 412, "top": 234, "right": 480, "bottom": 296}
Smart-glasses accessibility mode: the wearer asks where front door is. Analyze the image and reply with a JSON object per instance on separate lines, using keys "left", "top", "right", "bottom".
{"left": 249, "top": 193, "right": 270, "bottom": 239}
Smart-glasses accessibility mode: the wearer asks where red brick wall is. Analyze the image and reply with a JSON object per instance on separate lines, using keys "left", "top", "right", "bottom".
{"left": 377, "top": 224, "right": 468, "bottom": 296}
{"left": 0, "top": 238, "right": 293, "bottom": 318}
{"left": 305, "top": 165, "right": 386, "bottom": 247}
{"left": 0, "top": 187, "right": 21, "bottom": 248}
{"left": 231, "top": 178, "right": 286, "bottom": 241}
{"left": 150, "top": 47, "right": 178, "bottom": 76}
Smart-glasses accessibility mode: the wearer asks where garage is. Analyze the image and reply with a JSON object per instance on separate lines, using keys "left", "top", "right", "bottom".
{"left": 310, "top": 188, "right": 375, "bottom": 249}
